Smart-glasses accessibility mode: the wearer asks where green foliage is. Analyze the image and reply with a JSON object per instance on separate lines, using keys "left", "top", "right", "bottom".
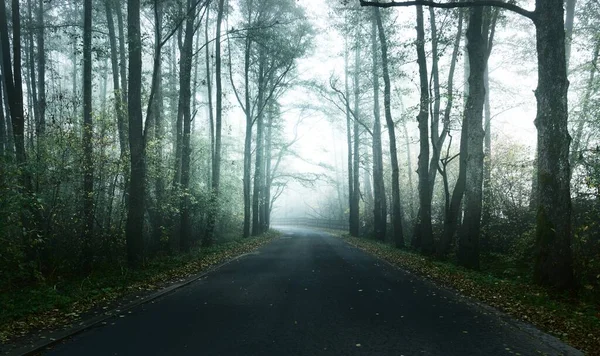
{"left": 0, "top": 231, "right": 280, "bottom": 342}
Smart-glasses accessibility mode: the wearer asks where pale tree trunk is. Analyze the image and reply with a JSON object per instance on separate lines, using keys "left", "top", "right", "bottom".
{"left": 375, "top": 8, "right": 404, "bottom": 248}
{"left": 344, "top": 36, "right": 357, "bottom": 236}
{"left": 402, "top": 122, "right": 415, "bottom": 223}
{"left": 242, "top": 36, "right": 252, "bottom": 239}
{"left": 351, "top": 30, "right": 361, "bottom": 237}
{"left": 569, "top": 37, "right": 599, "bottom": 171}
{"left": 371, "top": 8, "right": 386, "bottom": 242}
{"left": 414, "top": 5, "right": 433, "bottom": 254}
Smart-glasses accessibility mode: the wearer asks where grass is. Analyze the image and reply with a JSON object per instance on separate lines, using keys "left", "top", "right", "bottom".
{"left": 0, "top": 231, "right": 280, "bottom": 343}
{"left": 337, "top": 234, "right": 600, "bottom": 355}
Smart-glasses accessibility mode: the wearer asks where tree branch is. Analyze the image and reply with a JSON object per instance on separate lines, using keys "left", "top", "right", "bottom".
{"left": 358, "top": 1, "right": 536, "bottom": 21}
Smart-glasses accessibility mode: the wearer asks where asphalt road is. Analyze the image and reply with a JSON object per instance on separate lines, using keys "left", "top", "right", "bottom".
{"left": 45, "top": 227, "right": 579, "bottom": 356}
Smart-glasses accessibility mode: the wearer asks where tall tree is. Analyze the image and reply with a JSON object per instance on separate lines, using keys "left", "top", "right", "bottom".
{"left": 360, "top": 0, "right": 575, "bottom": 290}
{"left": 457, "top": 6, "right": 487, "bottom": 269}
{"left": 414, "top": 5, "right": 433, "bottom": 254}
{"left": 375, "top": 8, "right": 404, "bottom": 247}
{"left": 126, "top": 0, "right": 145, "bottom": 267}
{"left": 204, "top": 0, "right": 225, "bottom": 246}
{"left": 82, "top": 0, "right": 94, "bottom": 269}
{"left": 371, "top": 8, "right": 386, "bottom": 242}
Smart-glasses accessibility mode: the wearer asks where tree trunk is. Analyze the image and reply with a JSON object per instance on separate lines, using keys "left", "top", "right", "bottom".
{"left": 105, "top": 0, "right": 128, "bottom": 157}
{"left": 126, "top": 0, "right": 145, "bottom": 268}
{"left": 178, "top": 0, "right": 195, "bottom": 252}
{"left": 344, "top": 36, "right": 357, "bottom": 236}
{"left": 36, "top": 0, "right": 45, "bottom": 136}
{"left": 415, "top": 5, "right": 433, "bottom": 254}
{"left": 115, "top": 0, "right": 127, "bottom": 104}
{"left": 82, "top": 0, "right": 94, "bottom": 270}
{"left": 375, "top": 8, "right": 403, "bottom": 248}
{"left": 252, "top": 54, "right": 266, "bottom": 237}
{"left": 351, "top": 30, "right": 361, "bottom": 237}
{"left": 0, "top": 74, "right": 5, "bottom": 157}
{"left": 569, "top": 38, "right": 599, "bottom": 171}
{"left": 242, "top": 36, "right": 252, "bottom": 239}
{"left": 457, "top": 6, "right": 487, "bottom": 270}
{"left": 532, "top": 0, "right": 574, "bottom": 290}
{"left": 371, "top": 8, "right": 386, "bottom": 242}
{"left": 204, "top": 0, "right": 224, "bottom": 246}
{"left": 482, "top": 61, "right": 493, "bottom": 229}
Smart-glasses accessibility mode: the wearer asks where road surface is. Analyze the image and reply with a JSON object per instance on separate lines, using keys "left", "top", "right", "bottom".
{"left": 45, "top": 227, "right": 578, "bottom": 355}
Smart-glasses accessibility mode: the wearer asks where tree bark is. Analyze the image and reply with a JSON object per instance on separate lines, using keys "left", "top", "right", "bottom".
{"left": 532, "top": 0, "right": 574, "bottom": 290}
{"left": 178, "top": 0, "right": 195, "bottom": 252}
{"left": 457, "top": 6, "right": 487, "bottom": 270}
{"left": 351, "top": 29, "right": 361, "bottom": 237}
{"left": 375, "top": 8, "right": 404, "bottom": 248}
{"left": 36, "top": 0, "right": 45, "bottom": 136}
{"left": 82, "top": 0, "right": 94, "bottom": 270}
{"left": 126, "top": 0, "right": 145, "bottom": 268}
{"left": 415, "top": 5, "right": 433, "bottom": 254}
{"left": 205, "top": 0, "right": 224, "bottom": 246}
{"left": 105, "top": 0, "right": 128, "bottom": 157}
{"left": 371, "top": 8, "right": 386, "bottom": 242}
{"left": 344, "top": 36, "right": 357, "bottom": 236}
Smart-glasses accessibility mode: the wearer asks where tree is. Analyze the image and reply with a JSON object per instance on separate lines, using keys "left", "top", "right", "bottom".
{"left": 374, "top": 8, "right": 404, "bottom": 247}
{"left": 370, "top": 8, "right": 387, "bottom": 242}
{"left": 82, "top": 0, "right": 94, "bottom": 268}
{"left": 360, "top": 0, "right": 575, "bottom": 290}
{"left": 414, "top": 5, "right": 433, "bottom": 254}
{"left": 126, "top": 0, "right": 145, "bottom": 267}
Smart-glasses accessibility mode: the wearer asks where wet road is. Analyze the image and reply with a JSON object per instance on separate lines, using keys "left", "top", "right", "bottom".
{"left": 46, "top": 227, "right": 579, "bottom": 355}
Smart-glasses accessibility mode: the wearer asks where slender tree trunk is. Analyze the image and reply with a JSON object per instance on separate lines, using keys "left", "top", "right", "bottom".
{"left": 36, "top": 0, "right": 45, "bottom": 136}
{"left": 82, "top": 0, "right": 94, "bottom": 270}
{"left": 242, "top": 36, "right": 252, "bottom": 238}
{"left": 482, "top": 65, "right": 492, "bottom": 228}
{"left": 569, "top": 38, "right": 599, "bottom": 170}
{"left": 344, "top": 36, "right": 357, "bottom": 236}
{"left": 252, "top": 52, "right": 267, "bottom": 236}
{"left": 371, "top": 9, "right": 386, "bottom": 242}
{"left": 403, "top": 122, "right": 415, "bottom": 222}
{"left": 375, "top": 8, "right": 403, "bottom": 248}
{"left": 126, "top": 0, "right": 145, "bottom": 268}
{"left": 415, "top": 5, "right": 433, "bottom": 254}
{"left": 0, "top": 74, "right": 6, "bottom": 157}
{"left": 27, "top": 0, "right": 39, "bottom": 137}
{"left": 533, "top": 0, "right": 574, "bottom": 290}
{"left": 149, "top": 0, "right": 164, "bottom": 253}
{"left": 457, "top": 6, "right": 487, "bottom": 270}
{"left": 264, "top": 105, "right": 274, "bottom": 230}
{"left": 116, "top": 0, "right": 127, "bottom": 104}
{"left": 205, "top": 0, "right": 225, "bottom": 246}
{"left": 351, "top": 31, "right": 361, "bottom": 237}
{"left": 105, "top": 0, "right": 128, "bottom": 157}
{"left": 178, "top": 0, "right": 195, "bottom": 252}
{"left": 564, "top": 0, "right": 577, "bottom": 70}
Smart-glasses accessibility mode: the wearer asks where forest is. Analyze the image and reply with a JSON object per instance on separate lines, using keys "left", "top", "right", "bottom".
{"left": 0, "top": 0, "right": 599, "bottom": 352}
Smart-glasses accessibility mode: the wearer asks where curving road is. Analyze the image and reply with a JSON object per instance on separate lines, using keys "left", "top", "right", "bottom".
{"left": 45, "top": 227, "right": 579, "bottom": 355}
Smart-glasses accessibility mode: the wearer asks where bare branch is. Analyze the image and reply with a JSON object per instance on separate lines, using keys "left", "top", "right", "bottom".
{"left": 358, "top": 1, "right": 536, "bottom": 21}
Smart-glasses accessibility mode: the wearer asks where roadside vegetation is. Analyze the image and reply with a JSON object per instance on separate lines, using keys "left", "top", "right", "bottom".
{"left": 0, "top": 231, "right": 279, "bottom": 343}
{"left": 340, "top": 234, "right": 600, "bottom": 355}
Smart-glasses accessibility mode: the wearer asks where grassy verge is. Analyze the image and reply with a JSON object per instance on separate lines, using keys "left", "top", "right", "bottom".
{"left": 0, "top": 231, "right": 280, "bottom": 343}
{"left": 338, "top": 234, "right": 600, "bottom": 355}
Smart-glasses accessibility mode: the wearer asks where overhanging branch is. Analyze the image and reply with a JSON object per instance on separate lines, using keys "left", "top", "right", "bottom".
{"left": 358, "top": 1, "right": 536, "bottom": 22}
